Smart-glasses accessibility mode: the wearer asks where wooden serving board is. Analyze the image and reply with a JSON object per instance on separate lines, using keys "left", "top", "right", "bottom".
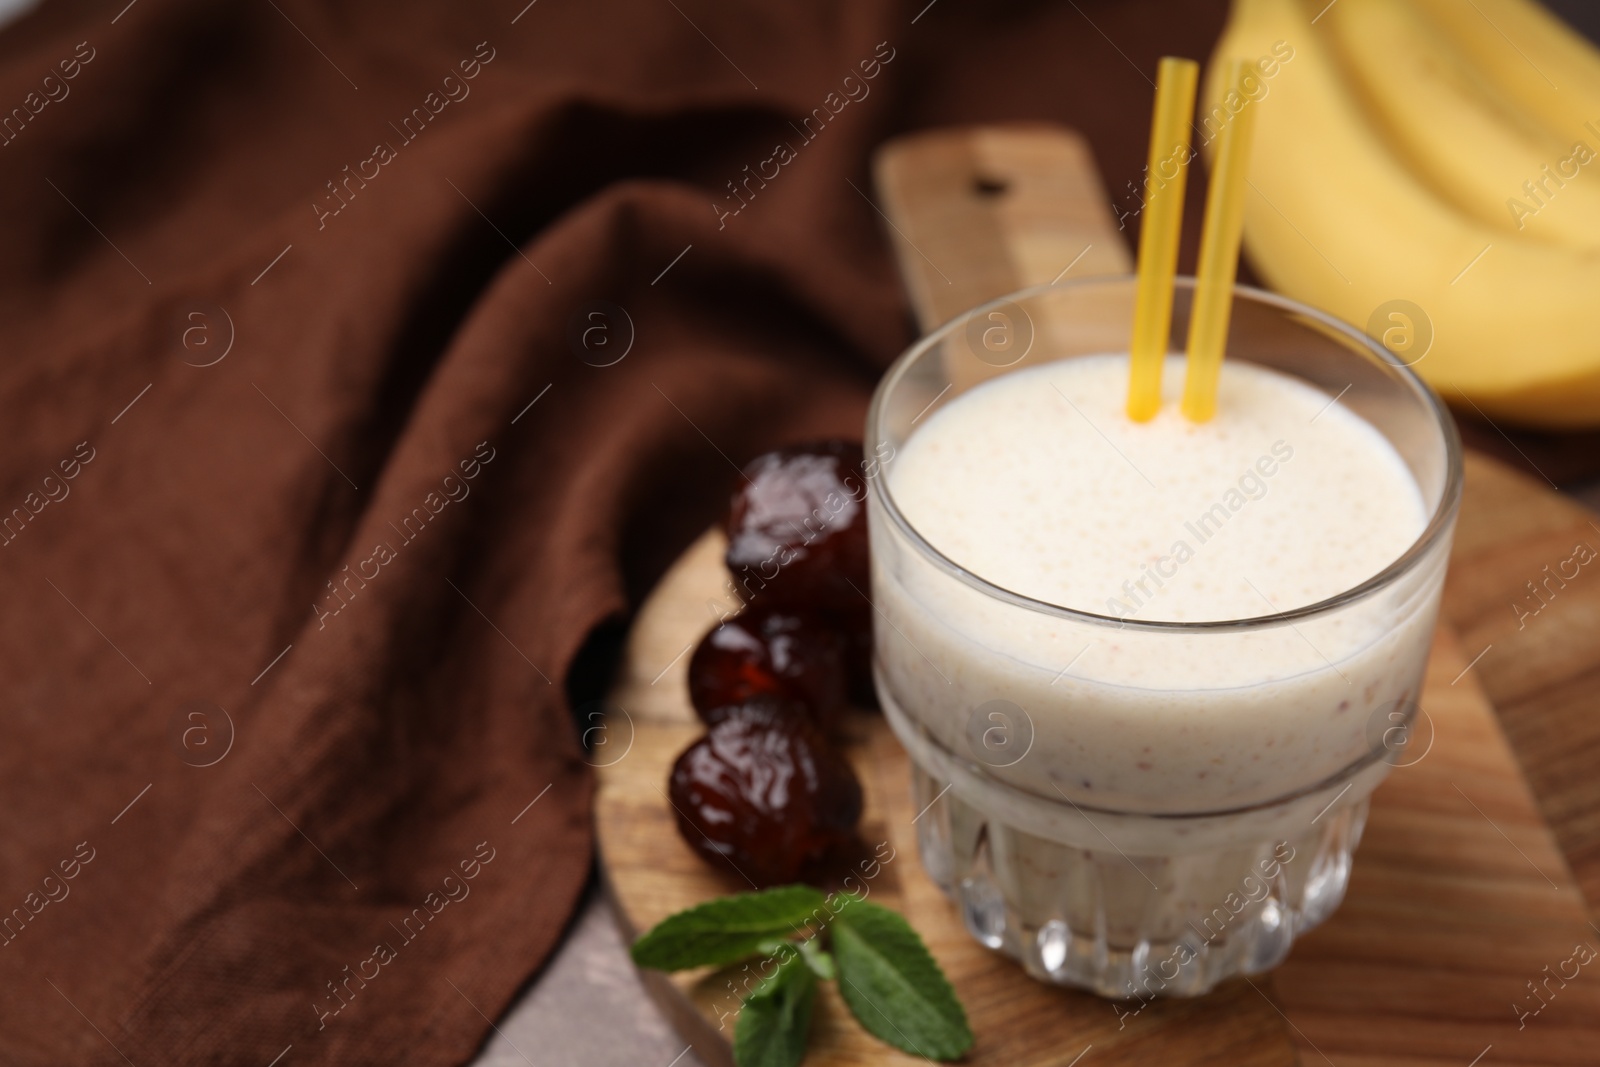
{"left": 596, "top": 125, "right": 1600, "bottom": 1066}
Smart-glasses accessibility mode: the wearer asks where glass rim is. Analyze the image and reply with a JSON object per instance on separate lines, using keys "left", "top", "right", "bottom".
{"left": 865, "top": 275, "right": 1465, "bottom": 635}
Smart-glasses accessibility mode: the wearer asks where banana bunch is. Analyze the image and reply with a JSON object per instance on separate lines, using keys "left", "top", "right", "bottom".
{"left": 1208, "top": 0, "right": 1600, "bottom": 426}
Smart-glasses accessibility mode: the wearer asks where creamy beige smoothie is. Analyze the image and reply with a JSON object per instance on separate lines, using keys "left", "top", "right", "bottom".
{"left": 883, "top": 353, "right": 1427, "bottom": 816}
{"left": 869, "top": 349, "right": 1450, "bottom": 996}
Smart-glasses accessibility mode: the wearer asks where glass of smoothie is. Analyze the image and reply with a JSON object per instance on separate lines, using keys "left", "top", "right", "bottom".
{"left": 865, "top": 276, "right": 1461, "bottom": 999}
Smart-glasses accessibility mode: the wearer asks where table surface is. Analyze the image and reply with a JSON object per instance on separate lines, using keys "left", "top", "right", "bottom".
{"left": 469, "top": 889, "right": 704, "bottom": 1067}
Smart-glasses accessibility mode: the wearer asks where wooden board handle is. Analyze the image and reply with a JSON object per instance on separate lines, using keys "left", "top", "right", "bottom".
{"left": 871, "top": 123, "right": 1132, "bottom": 332}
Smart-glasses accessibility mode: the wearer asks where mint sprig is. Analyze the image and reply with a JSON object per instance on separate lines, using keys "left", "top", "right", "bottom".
{"left": 630, "top": 885, "right": 972, "bottom": 1066}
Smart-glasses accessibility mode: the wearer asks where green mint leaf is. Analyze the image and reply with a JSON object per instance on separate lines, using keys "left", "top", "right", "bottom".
{"left": 733, "top": 950, "right": 818, "bottom": 1067}
{"left": 829, "top": 897, "right": 973, "bottom": 1060}
{"left": 630, "top": 885, "right": 827, "bottom": 971}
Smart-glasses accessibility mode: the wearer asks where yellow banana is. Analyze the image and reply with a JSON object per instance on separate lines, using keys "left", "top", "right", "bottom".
{"left": 1210, "top": 0, "right": 1600, "bottom": 426}
{"left": 1321, "top": 0, "right": 1600, "bottom": 247}
{"left": 1410, "top": 0, "right": 1600, "bottom": 145}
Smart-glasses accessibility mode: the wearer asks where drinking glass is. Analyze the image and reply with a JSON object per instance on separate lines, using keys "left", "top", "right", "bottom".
{"left": 865, "top": 276, "right": 1461, "bottom": 998}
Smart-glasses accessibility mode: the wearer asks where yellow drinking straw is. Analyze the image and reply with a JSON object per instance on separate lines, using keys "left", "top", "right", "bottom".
{"left": 1181, "top": 59, "right": 1260, "bottom": 423}
{"left": 1126, "top": 57, "right": 1199, "bottom": 422}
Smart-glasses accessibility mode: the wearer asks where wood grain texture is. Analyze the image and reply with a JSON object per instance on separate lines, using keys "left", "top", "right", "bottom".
{"left": 1441, "top": 453, "right": 1600, "bottom": 913}
{"left": 599, "top": 125, "right": 1600, "bottom": 1066}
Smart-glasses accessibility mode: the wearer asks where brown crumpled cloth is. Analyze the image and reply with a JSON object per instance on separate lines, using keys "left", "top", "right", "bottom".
{"left": 0, "top": 1, "right": 1241, "bottom": 1064}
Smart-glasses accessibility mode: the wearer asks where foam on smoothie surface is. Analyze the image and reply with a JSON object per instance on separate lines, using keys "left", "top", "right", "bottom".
{"left": 891, "top": 354, "right": 1425, "bottom": 624}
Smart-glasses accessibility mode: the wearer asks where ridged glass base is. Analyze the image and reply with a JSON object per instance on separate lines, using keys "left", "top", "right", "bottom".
{"left": 911, "top": 764, "right": 1368, "bottom": 998}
